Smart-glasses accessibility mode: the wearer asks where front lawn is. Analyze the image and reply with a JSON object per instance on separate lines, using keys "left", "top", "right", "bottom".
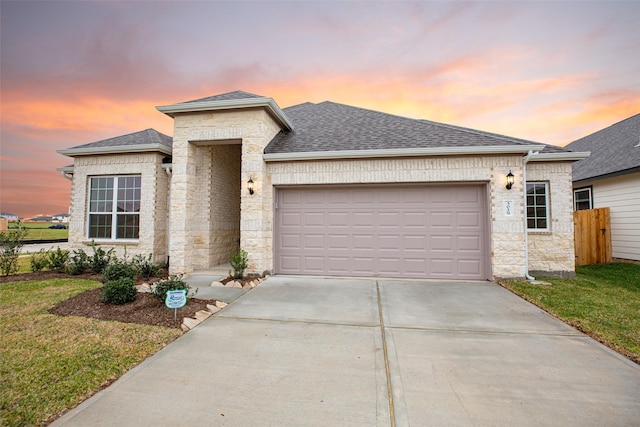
{"left": 0, "top": 279, "right": 182, "bottom": 426}
{"left": 500, "top": 263, "right": 640, "bottom": 364}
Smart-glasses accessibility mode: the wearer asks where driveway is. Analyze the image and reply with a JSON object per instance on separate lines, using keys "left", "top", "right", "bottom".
{"left": 53, "top": 277, "right": 640, "bottom": 426}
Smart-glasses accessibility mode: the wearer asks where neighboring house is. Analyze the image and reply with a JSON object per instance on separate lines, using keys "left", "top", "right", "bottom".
{"left": 58, "top": 91, "right": 588, "bottom": 280}
{"left": 29, "top": 215, "right": 53, "bottom": 222}
{"left": 0, "top": 212, "right": 20, "bottom": 221}
{"left": 565, "top": 113, "right": 640, "bottom": 261}
{"left": 52, "top": 213, "right": 70, "bottom": 223}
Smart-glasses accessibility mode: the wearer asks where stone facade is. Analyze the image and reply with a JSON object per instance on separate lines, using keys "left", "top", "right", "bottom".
{"left": 168, "top": 109, "right": 281, "bottom": 275}
{"left": 68, "top": 152, "right": 169, "bottom": 263}
{"left": 527, "top": 162, "right": 576, "bottom": 277}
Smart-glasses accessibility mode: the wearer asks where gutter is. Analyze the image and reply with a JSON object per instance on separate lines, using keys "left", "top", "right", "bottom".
{"left": 56, "top": 165, "right": 74, "bottom": 181}
{"left": 57, "top": 143, "right": 172, "bottom": 157}
{"left": 264, "top": 144, "right": 545, "bottom": 162}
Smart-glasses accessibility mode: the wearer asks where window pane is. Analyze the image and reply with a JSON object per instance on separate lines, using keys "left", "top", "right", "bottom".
{"left": 117, "top": 214, "right": 139, "bottom": 239}
{"left": 88, "top": 214, "right": 112, "bottom": 238}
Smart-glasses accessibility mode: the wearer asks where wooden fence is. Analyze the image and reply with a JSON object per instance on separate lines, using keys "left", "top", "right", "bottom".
{"left": 573, "top": 207, "right": 612, "bottom": 266}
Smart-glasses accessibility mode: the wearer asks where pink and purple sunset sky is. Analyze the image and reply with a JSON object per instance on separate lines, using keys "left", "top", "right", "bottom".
{"left": 1, "top": 1, "right": 639, "bottom": 219}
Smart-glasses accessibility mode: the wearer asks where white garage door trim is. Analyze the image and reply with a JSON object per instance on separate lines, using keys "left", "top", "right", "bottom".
{"left": 274, "top": 184, "right": 490, "bottom": 280}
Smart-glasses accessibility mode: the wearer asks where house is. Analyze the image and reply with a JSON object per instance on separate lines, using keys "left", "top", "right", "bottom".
{"left": 565, "top": 113, "right": 640, "bottom": 261}
{"left": 58, "top": 90, "right": 589, "bottom": 280}
{"left": 52, "top": 213, "right": 70, "bottom": 223}
{"left": 0, "top": 212, "right": 20, "bottom": 221}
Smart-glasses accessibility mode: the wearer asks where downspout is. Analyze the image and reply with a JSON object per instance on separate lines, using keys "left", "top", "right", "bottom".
{"left": 162, "top": 164, "right": 172, "bottom": 268}
{"left": 60, "top": 171, "right": 73, "bottom": 181}
{"left": 522, "top": 150, "right": 538, "bottom": 281}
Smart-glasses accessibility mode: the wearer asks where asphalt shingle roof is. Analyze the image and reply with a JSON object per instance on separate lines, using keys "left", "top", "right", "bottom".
{"left": 67, "top": 128, "right": 172, "bottom": 150}
{"left": 565, "top": 113, "right": 640, "bottom": 182}
{"left": 265, "top": 101, "right": 568, "bottom": 154}
{"left": 182, "top": 90, "right": 264, "bottom": 104}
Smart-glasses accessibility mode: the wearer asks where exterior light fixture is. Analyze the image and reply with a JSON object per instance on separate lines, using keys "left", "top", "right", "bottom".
{"left": 506, "top": 170, "right": 514, "bottom": 190}
{"left": 247, "top": 177, "right": 255, "bottom": 195}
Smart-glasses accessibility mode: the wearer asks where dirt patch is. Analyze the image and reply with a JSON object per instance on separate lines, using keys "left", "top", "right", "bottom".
{"left": 49, "top": 288, "right": 211, "bottom": 329}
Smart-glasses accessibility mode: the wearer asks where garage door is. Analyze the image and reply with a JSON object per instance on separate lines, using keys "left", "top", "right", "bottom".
{"left": 274, "top": 185, "right": 489, "bottom": 279}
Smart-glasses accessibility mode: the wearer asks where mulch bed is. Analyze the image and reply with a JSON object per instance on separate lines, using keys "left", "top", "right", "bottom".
{"left": 49, "top": 288, "right": 211, "bottom": 329}
{"left": 2, "top": 271, "right": 213, "bottom": 329}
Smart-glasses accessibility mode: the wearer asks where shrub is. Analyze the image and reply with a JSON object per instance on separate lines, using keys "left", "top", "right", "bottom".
{"left": 30, "top": 250, "right": 49, "bottom": 272}
{"left": 0, "top": 226, "right": 28, "bottom": 276}
{"left": 132, "top": 253, "right": 161, "bottom": 278}
{"left": 229, "top": 249, "right": 248, "bottom": 279}
{"left": 89, "top": 245, "right": 115, "bottom": 274}
{"left": 67, "top": 249, "right": 90, "bottom": 275}
{"left": 103, "top": 260, "right": 135, "bottom": 282}
{"left": 101, "top": 277, "right": 137, "bottom": 305}
{"left": 152, "top": 275, "right": 191, "bottom": 302}
{"left": 46, "top": 247, "right": 69, "bottom": 273}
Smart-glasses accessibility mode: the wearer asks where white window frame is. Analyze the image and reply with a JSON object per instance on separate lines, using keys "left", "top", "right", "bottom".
{"left": 526, "top": 182, "right": 550, "bottom": 231}
{"left": 573, "top": 187, "right": 592, "bottom": 211}
{"left": 87, "top": 175, "right": 141, "bottom": 241}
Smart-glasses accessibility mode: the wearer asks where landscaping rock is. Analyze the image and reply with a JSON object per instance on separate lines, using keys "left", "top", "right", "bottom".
{"left": 136, "top": 284, "right": 152, "bottom": 293}
{"left": 242, "top": 283, "right": 252, "bottom": 290}
{"left": 210, "top": 281, "right": 224, "bottom": 287}
{"left": 215, "top": 300, "right": 228, "bottom": 308}
{"left": 195, "top": 310, "right": 211, "bottom": 321}
{"left": 182, "top": 317, "right": 200, "bottom": 330}
{"left": 228, "top": 281, "right": 242, "bottom": 288}
{"left": 207, "top": 304, "right": 221, "bottom": 314}
{"left": 181, "top": 324, "right": 190, "bottom": 332}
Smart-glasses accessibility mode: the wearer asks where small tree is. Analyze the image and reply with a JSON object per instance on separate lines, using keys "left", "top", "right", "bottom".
{"left": 0, "top": 225, "right": 28, "bottom": 276}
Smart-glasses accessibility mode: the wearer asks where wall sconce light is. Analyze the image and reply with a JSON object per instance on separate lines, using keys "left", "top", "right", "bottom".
{"left": 247, "top": 177, "right": 255, "bottom": 195}
{"left": 506, "top": 170, "right": 514, "bottom": 190}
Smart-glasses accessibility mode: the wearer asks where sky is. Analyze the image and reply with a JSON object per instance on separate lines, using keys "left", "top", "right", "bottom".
{"left": 1, "top": 1, "right": 639, "bottom": 219}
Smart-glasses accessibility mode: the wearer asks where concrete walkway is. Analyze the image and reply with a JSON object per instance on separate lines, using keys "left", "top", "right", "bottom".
{"left": 53, "top": 277, "right": 640, "bottom": 426}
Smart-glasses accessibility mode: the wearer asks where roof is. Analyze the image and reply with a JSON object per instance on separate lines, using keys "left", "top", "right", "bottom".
{"left": 156, "top": 91, "right": 294, "bottom": 130}
{"left": 181, "top": 90, "right": 265, "bottom": 104}
{"left": 565, "top": 113, "right": 640, "bottom": 182}
{"left": 58, "top": 129, "right": 172, "bottom": 157}
{"left": 264, "top": 101, "right": 572, "bottom": 158}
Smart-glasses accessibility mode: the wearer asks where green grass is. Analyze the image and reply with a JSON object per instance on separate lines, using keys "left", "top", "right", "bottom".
{"left": 500, "top": 263, "right": 640, "bottom": 364}
{"left": 0, "top": 279, "right": 182, "bottom": 426}
{"left": 6, "top": 221, "right": 68, "bottom": 240}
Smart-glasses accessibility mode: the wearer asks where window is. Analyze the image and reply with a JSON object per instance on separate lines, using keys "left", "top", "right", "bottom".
{"left": 526, "top": 182, "right": 549, "bottom": 230}
{"left": 573, "top": 187, "right": 592, "bottom": 211}
{"left": 88, "top": 176, "right": 141, "bottom": 239}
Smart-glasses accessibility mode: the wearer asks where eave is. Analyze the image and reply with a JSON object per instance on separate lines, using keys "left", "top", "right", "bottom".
{"left": 156, "top": 97, "right": 294, "bottom": 131}
{"left": 263, "top": 144, "right": 546, "bottom": 162}
{"left": 57, "top": 143, "right": 172, "bottom": 157}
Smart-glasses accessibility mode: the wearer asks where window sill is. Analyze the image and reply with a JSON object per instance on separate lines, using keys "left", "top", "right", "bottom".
{"left": 82, "top": 239, "right": 139, "bottom": 246}
{"left": 527, "top": 230, "right": 552, "bottom": 235}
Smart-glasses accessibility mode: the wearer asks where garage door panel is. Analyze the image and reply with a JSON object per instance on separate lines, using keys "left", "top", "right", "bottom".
{"left": 431, "top": 212, "right": 454, "bottom": 228}
{"left": 275, "top": 185, "right": 488, "bottom": 279}
{"left": 280, "top": 234, "right": 301, "bottom": 249}
{"left": 304, "top": 234, "right": 324, "bottom": 249}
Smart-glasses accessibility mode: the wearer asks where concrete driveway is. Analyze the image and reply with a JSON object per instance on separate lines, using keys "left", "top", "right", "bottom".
{"left": 53, "top": 277, "right": 640, "bottom": 426}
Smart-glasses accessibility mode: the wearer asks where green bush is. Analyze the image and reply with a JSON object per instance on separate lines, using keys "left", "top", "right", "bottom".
{"left": 152, "top": 275, "right": 190, "bottom": 302}
{"left": 30, "top": 250, "right": 49, "bottom": 272}
{"left": 67, "top": 249, "right": 90, "bottom": 275}
{"left": 101, "top": 277, "right": 137, "bottom": 305}
{"left": 47, "top": 247, "right": 69, "bottom": 273}
{"left": 132, "top": 253, "right": 161, "bottom": 278}
{"left": 0, "top": 226, "right": 28, "bottom": 276}
{"left": 89, "top": 245, "right": 114, "bottom": 274}
{"left": 103, "top": 260, "right": 135, "bottom": 282}
{"left": 229, "top": 249, "right": 248, "bottom": 279}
